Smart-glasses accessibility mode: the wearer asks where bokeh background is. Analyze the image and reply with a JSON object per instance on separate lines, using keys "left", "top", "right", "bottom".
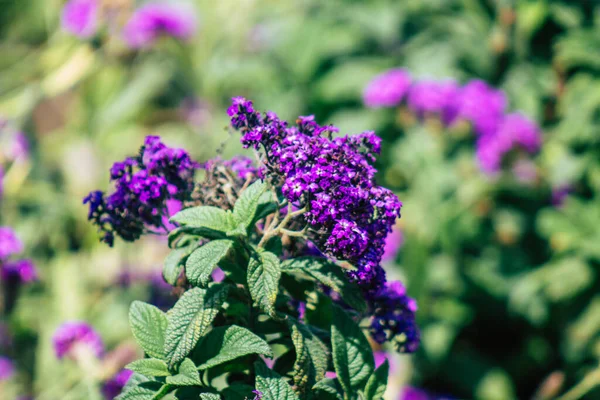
{"left": 1, "top": 0, "right": 600, "bottom": 399}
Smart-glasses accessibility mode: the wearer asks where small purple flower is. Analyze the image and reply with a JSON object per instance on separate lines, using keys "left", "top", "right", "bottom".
{"left": 52, "top": 322, "right": 104, "bottom": 359}
{"left": 123, "top": 2, "right": 198, "bottom": 49}
{"left": 61, "top": 0, "right": 99, "bottom": 39}
{"left": 0, "top": 227, "right": 23, "bottom": 260}
{"left": 102, "top": 369, "right": 133, "bottom": 399}
{"left": 407, "top": 80, "right": 460, "bottom": 124}
{"left": 1, "top": 259, "right": 38, "bottom": 284}
{"left": 363, "top": 69, "right": 412, "bottom": 108}
{"left": 0, "top": 356, "right": 14, "bottom": 381}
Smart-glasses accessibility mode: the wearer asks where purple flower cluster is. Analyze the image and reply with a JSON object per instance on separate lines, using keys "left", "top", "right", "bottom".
{"left": 123, "top": 2, "right": 198, "bottom": 48}
{"left": 52, "top": 321, "right": 104, "bottom": 359}
{"left": 102, "top": 369, "right": 133, "bottom": 399}
{"left": 370, "top": 281, "right": 419, "bottom": 352}
{"left": 84, "top": 136, "right": 198, "bottom": 246}
{"left": 0, "top": 227, "right": 37, "bottom": 285}
{"left": 228, "top": 98, "right": 418, "bottom": 351}
{"left": 363, "top": 71, "right": 542, "bottom": 174}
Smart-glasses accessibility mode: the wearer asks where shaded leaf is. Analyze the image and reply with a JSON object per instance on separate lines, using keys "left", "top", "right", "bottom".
{"left": 331, "top": 307, "right": 374, "bottom": 394}
{"left": 363, "top": 360, "right": 389, "bottom": 400}
{"left": 281, "top": 257, "right": 366, "bottom": 312}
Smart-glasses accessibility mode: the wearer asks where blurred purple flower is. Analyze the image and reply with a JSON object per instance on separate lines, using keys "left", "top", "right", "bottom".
{"left": 0, "top": 227, "right": 23, "bottom": 260}
{"left": 0, "top": 356, "right": 14, "bottom": 380}
{"left": 456, "top": 80, "right": 507, "bottom": 136}
{"left": 123, "top": 2, "right": 198, "bottom": 49}
{"left": 9, "top": 132, "right": 29, "bottom": 161}
{"left": 407, "top": 80, "right": 460, "bottom": 124}
{"left": 476, "top": 113, "right": 541, "bottom": 174}
{"left": 401, "top": 387, "right": 430, "bottom": 400}
{"left": 102, "top": 369, "right": 133, "bottom": 399}
{"left": 382, "top": 226, "right": 404, "bottom": 263}
{"left": 61, "top": 0, "right": 99, "bottom": 39}
{"left": 52, "top": 321, "right": 104, "bottom": 359}
{"left": 364, "top": 69, "right": 412, "bottom": 108}
{"left": 552, "top": 184, "right": 572, "bottom": 207}
{"left": 1, "top": 259, "right": 38, "bottom": 284}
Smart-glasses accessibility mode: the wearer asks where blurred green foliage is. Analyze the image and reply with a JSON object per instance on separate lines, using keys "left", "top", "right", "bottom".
{"left": 1, "top": 0, "right": 600, "bottom": 399}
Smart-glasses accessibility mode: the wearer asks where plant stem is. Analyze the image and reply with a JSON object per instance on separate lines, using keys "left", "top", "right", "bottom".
{"left": 257, "top": 205, "right": 307, "bottom": 248}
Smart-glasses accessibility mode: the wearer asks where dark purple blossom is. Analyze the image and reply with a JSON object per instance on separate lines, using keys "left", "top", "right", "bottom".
{"left": 84, "top": 136, "right": 198, "bottom": 246}
{"left": 363, "top": 69, "right": 412, "bottom": 108}
{"left": 52, "top": 322, "right": 104, "bottom": 359}
{"left": 228, "top": 98, "right": 418, "bottom": 352}
{"left": 369, "top": 281, "right": 419, "bottom": 352}
{"left": 102, "top": 369, "right": 133, "bottom": 399}
{"left": 61, "top": 0, "right": 99, "bottom": 39}
{"left": 0, "top": 227, "right": 23, "bottom": 260}
{"left": 123, "top": 2, "right": 198, "bottom": 49}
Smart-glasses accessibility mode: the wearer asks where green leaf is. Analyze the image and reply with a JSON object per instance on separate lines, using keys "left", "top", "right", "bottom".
{"left": 164, "top": 285, "right": 229, "bottom": 368}
{"left": 195, "top": 325, "right": 272, "bottom": 370}
{"left": 291, "top": 322, "right": 328, "bottom": 383}
{"left": 233, "top": 180, "right": 268, "bottom": 230}
{"left": 186, "top": 240, "right": 233, "bottom": 287}
{"left": 126, "top": 359, "right": 171, "bottom": 377}
{"left": 248, "top": 250, "right": 281, "bottom": 318}
{"left": 313, "top": 378, "right": 344, "bottom": 400}
{"left": 254, "top": 361, "right": 300, "bottom": 400}
{"left": 331, "top": 307, "right": 374, "bottom": 394}
{"left": 281, "top": 257, "right": 367, "bottom": 312}
{"left": 290, "top": 324, "right": 314, "bottom": 398}
{"left": 199, "top": 394, "right": 221, "bottom": 400}
{"left": 170, "top": 206, "right": 234, "bottom": 238}
{"left": 363, "top": 360, "right": 389, "bottom": 400}
{"left": 166, "top": 358, "right": 201, "bottom": 386}
{"left": 164, "top": 246, "right": 195, "bottom": 286}
{"left": 116, "top": 381, "right": 169, "bottom": 400}
{"left": 129, "top": 301, "right": 168, "bottom": 360}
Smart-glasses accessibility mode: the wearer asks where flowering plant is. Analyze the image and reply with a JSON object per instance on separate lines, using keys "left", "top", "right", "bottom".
{"left": 86, "top": 98, "right": 418, "bottom": 399}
